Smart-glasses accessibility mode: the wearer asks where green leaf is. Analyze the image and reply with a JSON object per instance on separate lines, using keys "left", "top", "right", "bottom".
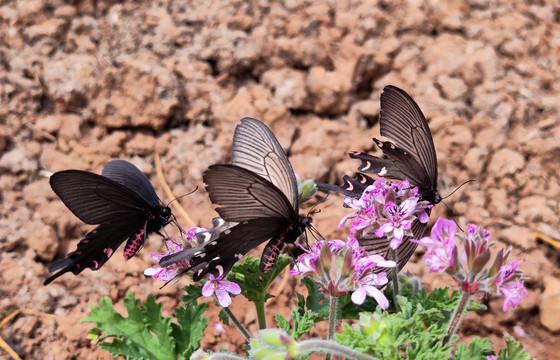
{"left": 82, "top": 292, "right": 208, "bottom": 360}
{"left": 172, "top": 302, "right": 208, "bottom": 358}
{"left": 180, "top": 284, "right": 203, "bottom": 308}
{"left": 454, "top": 337, "right": 494, "bottom": 359}
{"left": 497, "top": 333, "right": 534, "bottom": 360}
{"left": 227, "top": 255, "right": 292, "bottom": 304}
{"left": 301, "top": 277, "right": 328, "bottom": 320}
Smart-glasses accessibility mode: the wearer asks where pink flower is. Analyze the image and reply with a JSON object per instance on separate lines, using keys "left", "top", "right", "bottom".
{"left": 414, "top": 217, "right": 528, "bottom": 312}
{"left": 144, "top": 240, "right": 186, "bottom": 281}
{"left": 352, "top": 272, "right": 390, "bottom": 308}
{"left": 144, "top": 227, "right": 207, "bottom": 281}
{"left": 201, "top": 274, "right": 241, "bottom": 308}
{"left": 411, "top": 218, "right": 457, "bottom": 272}
{"left": 291, "top": 238, "right": 395, "bottom": 309}
{"left": 339, "top": 178, "right": 431, "bottom": 251}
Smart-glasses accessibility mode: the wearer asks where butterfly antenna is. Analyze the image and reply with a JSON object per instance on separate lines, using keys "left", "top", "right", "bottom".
{"left": 441, "top": 200, "right": 465, "bottom": 232}
{"left": 166, "top": 186, "right": 199, "bottom": 207}
{"left": 170, "top": 213, "right": 185, "bottom": 235}
{"left": 308, "top": 224, "right": 324, "bottom": 241}
{"left": 442, "top": 179, "right": 475, "bottom": 200}
{"left": 305, "top": 192, "right": 329, "bottom": 217}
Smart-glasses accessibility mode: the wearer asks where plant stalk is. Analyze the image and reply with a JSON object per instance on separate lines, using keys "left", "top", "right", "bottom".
{"left": 326, "top": 295, "right": 339, "bottom": 360}
{"left": 255, "top": 300, "right": 267, "bottom": 330}
{"left": 443, "top": 290, "right": 471, "bottom": 345}
{"left": 390, "top": 249, "right": 400, "bottom": 311}
{"left": 298, "top": 339, "right": 379, "bottom": 360}
{"left": 221, "top": 303, "right": 251, "bottom": 342}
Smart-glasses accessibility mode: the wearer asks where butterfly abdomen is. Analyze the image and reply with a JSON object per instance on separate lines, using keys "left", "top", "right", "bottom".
{"left": 123, "top": 225, "right": 146, "bottom": 259}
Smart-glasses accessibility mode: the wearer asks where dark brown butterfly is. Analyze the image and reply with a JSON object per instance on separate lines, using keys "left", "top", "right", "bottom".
{"left": 44, "top": 160, "right": 172, "bottom": 285}
{"left": 160, "top": 118, "right": 311, "bottom": 281}
{"left": 319, "top": 85, "right": 440, "bottom": 271}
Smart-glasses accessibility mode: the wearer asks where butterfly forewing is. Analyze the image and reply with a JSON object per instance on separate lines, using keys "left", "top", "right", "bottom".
{"left": 50, "top": 171, "right": 155, "bottom": 225}
{"left": 232, "top": 117, "right": 298, "bottom": 210}
{"left": 379, "top": 85, "right": 438, "bottom": 186}
{"left": 204, "top": 164, "right": 296, "bottom": 222}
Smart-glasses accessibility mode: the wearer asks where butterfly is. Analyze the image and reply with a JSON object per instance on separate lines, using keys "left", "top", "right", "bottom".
{"left": 160, "top": 117, "right": 312, "bottom": 281}
{"left": 44, "top": 160, "right": 173, "bottom": 285}
{"left": 318, "top": 85, "right": 440, "bottom": 271}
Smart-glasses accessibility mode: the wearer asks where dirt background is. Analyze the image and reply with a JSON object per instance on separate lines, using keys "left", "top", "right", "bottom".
{"left": 1, "top": 0, "right": 559, "bottom": 359}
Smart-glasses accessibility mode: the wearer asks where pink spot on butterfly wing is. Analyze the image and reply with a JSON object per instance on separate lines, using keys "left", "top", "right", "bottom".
{"left": 104, "top": 248, "right": 114, "bottom": 258}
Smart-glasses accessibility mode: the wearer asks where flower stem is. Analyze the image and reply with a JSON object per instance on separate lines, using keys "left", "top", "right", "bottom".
{"left": 390, "top": 249, "right": 400, "bottom": 311}
{"left": 443, "top": 291, "right": 471, "bottom": 345}
{"left": 326, "top": 295, "right": 339, "bottom": 360}
{"left": 298, "top": 339, "right": 379, "bottom": 360}
{"left": 221, "top": 303, "right": 251, "bottom": 342}
{"left": 255, "top": 300, "right": 267, "bottom": 330}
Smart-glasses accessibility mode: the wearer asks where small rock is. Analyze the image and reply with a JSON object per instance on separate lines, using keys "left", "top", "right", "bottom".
{"left": 488, "top": 148, "right": 525, "bottom": 178}
{"left": 306, "top": 66, "right": 351, "bottom": 116}
{"left": 517, "top": 196, "right": 557, "bottom": 224}
{"left": 261, "top": 68, "right": 308, "bottom": 110}
{"left": 496, "top": 226, "right": 535, "bottom": 250}
{"left": 35, "top": 115, "right": 62, "bottom": 135}
{"left": 0, "top": 148, "right": 37, "bottom": 173}
{"left": 125, "top": 133, "right": 156, "bottom": 156}
{"left": 540, "top": 275, "right": 560, "bottom": 332}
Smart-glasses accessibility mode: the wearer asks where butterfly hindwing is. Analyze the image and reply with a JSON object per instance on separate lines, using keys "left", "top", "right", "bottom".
{"left": 44, "top": 216, "right": 146, "bottom": 284}
{"left": 101, "top": 160, "right": 160, "bottom": 207}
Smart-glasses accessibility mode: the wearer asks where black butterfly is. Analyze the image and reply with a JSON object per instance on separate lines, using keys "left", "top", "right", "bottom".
{"left": 44, "top": 160, "right": 172, "bottom": 285}
{"left": 160, "top": 117, "right": 311, "bottom": 281}
{"left": 318, "top": 85, "right": 440, "bottom": 271}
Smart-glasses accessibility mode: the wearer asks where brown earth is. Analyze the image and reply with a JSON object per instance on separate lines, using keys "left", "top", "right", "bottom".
{"left": 1, "top": 0, "right": 559, "bottom": 359}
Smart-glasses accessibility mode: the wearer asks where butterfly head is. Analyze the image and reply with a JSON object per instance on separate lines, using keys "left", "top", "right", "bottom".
{"left": 422, "top": 188, "right": 442, "bottom": 205}
{"left": 157, "top": 206, "right": 173, "bottom": 227}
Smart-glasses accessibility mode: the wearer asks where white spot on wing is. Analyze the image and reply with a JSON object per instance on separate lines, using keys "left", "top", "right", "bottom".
{"left": 378, "top": 167, "right": 387, "bottom": 176}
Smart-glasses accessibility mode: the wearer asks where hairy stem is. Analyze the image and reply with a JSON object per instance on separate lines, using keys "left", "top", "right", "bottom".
{"left": 326, "top": 295, "right": 339, "bottom": 360}
{"left": 298, "top": 339, "right": 379, "bottom": 360}
{"left": 443, "top": 291, "right": 471, "bottom": 345}
{"left": 255, "top": 300, "right": 267, "bottom": 330}
{"left": 390, "top": 249, "right": 400, "bottom": 311}
{"left": 222, "top": 304, "right": 251, "bottom": 342}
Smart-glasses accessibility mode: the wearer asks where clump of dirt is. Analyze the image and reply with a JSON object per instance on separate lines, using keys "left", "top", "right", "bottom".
{"left": 1, "top": 0, "right": 559, "bottom": 358}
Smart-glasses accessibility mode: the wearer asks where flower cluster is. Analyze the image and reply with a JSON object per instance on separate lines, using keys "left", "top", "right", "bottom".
{"left": 144, "top": 226, "right": 241, "bottom": 308}
{"left": 290, "top": 238, "right": 396, "bottom": 308}
{"left": 143, "top": 226, "right": 206, "bottom": 281}
{"left": 412, "top": 218, "right": 528, "bottom": 311}
{"left": 340, "top": 178, "right": 432, "bottom": 250}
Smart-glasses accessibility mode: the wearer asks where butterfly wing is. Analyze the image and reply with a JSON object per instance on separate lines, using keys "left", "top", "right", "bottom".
{"left": 360, "top": 218, "right": 427, "bottom": 273}
{"left": 232, "top": 117, "right": 298, "bottom": 210}
{"left": 161, "top": 218, "right": 288, "bottom": 281}
{"left": 379, "top": 85, "right": 438, "bottom": 189}
{"left": 101, "top": 160, "right": 160, "bottom": 207}
{"left": 50, "top": 170, "right": 155, "bottom": 225}
{"left": 43, "top": 216, "right": 145, "bottom": 285}
{"left": 203, "top": 164, "right": 297, "bottom": 222}
{"left": 317, "top": 173, "right": 375, "bottom": 198}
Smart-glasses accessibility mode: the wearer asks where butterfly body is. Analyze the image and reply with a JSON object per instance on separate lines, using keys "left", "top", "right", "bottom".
{"left": 44, "top": 160, "right": 171, "bottom": 285}
{"left": 160, "top": 118, "right": 312, "bottom": 281}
